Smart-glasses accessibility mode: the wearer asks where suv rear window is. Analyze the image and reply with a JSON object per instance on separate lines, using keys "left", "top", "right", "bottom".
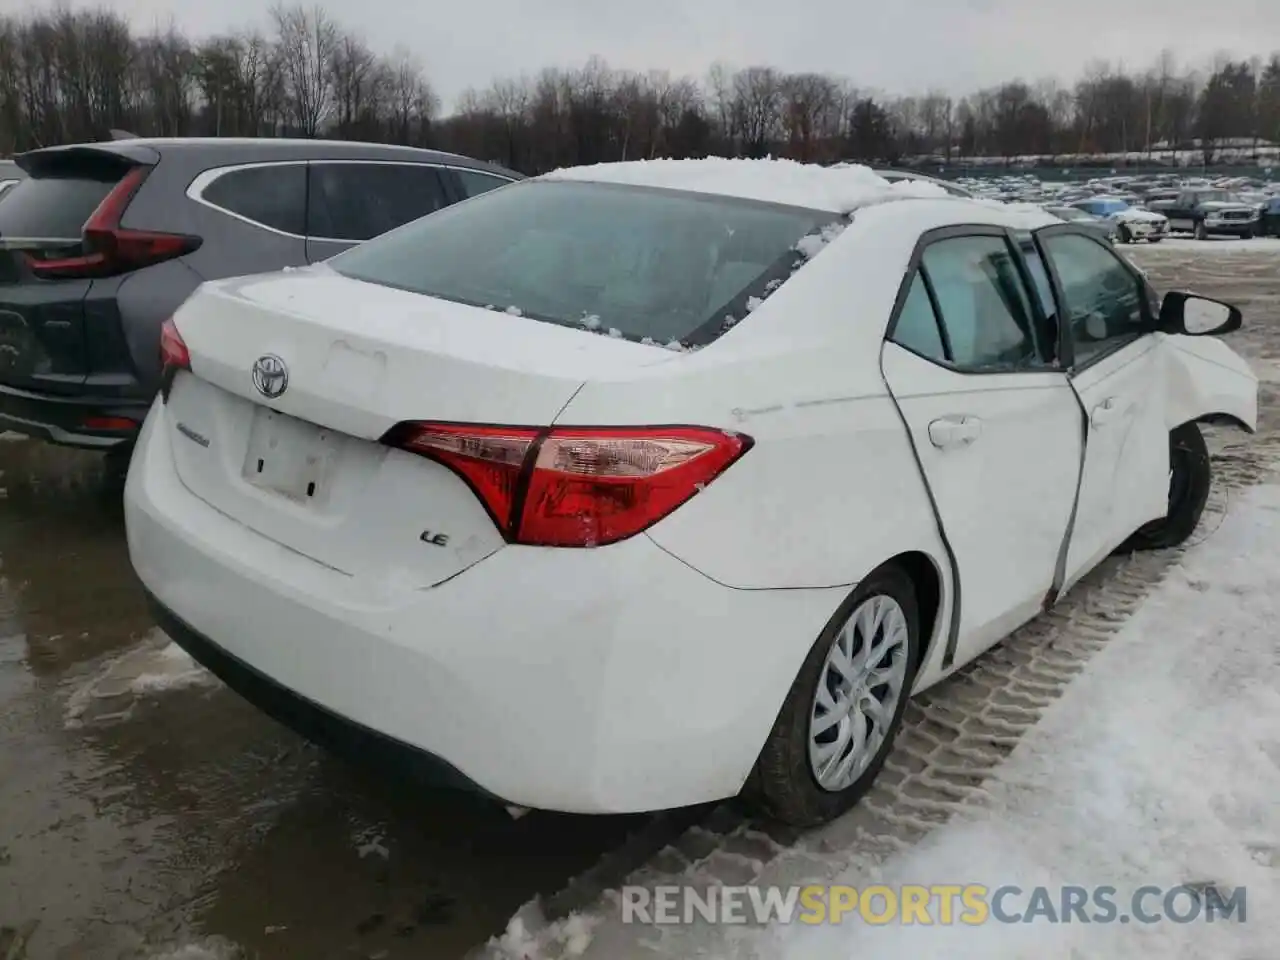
{"left": 327, "top": 180, "right": 839, "bottom": 346}
{"left": 202, "top": 165, "right": 306, "bottom": 236}
{"left": 0, "top": 173, "right": 119, "bottom": 240}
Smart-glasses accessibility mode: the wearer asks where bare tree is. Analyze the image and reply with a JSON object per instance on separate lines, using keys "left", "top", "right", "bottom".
{"left": 271, "top": 3, "right": 336, "bottom": 135}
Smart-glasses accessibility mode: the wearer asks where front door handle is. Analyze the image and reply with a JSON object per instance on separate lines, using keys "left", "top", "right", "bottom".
{"left": 928, "top": 415, "right": 983, "bottom": 449}
{"left": 1091, "top": 397, "right": 1121, "bottom": 428}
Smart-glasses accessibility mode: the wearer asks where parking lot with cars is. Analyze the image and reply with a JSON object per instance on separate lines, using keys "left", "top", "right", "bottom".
{"left": 959, "top": 169, "right": 1280, "bottom": 243}
{"left": 0, "top": 157, "right": 1276, "bottom": 958}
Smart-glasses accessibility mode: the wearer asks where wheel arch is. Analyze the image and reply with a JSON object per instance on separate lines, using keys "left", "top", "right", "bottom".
{"left": 885, "top": 550, "right": 945, "bottom": 681}
{"left": 1191, "top": 411, "right": 1254, "bottom": 434}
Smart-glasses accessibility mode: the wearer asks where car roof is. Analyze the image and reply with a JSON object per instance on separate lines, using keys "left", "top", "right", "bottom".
{"left": 540, "top": 158, "right": 980, "bottom": 213}
{"left": 17, "top": 138, "right": 522, "bottom": 179}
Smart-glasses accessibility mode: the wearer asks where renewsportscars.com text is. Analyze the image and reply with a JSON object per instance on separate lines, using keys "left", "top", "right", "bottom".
{"left": 620, "top": 883, "right": 1247, "bottom": 926}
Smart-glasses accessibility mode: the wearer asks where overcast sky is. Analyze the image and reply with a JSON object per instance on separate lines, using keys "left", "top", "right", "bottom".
{"left": 19, "top": 0, "right": 1280, "bottom": 112}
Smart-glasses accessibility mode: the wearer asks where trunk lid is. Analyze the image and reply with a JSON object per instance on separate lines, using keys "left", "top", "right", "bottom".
{"left": 164, "top": 266, "right": 675, "bottom": 584}
{"left": 0, "top": 147, "right": 146, "bottom": 392}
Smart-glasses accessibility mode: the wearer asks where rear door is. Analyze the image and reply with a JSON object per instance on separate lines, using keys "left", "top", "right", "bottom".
{"left": 881, "top": 228, "right": 1082, "bottom": 667}
{"left": 0, "top": 153, "right": 134, "bottom": 392}
{"left": 304, "top": 162, "right": 451, "bottom": 262}
{"left": 1032, "top": 225, "right": 1167, "bottom": 591}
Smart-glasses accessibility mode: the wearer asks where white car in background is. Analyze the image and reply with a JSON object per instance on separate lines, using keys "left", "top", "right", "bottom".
{"left": 124, "top": 160, "right": 1257, "bottom": 826}
{"left": 1070, "top": 196, "right": 1169, "bottom": 244}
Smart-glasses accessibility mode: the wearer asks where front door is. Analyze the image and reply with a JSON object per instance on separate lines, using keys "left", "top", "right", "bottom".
{"left": 1032, "top": 227, "right": 1168, "bottom": 590}
{"left": 881, "top": 230, "right": 1082, "bottom": 667}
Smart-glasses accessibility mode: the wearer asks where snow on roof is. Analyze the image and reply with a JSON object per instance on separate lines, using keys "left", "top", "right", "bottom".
{"left": 956, "top": 198, "right": 1062, "bottom": 231}
{"left": 539, "top": 158, "right": 951, "bottom": 213}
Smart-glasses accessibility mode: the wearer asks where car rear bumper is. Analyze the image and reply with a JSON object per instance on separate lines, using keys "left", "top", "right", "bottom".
{"left": 0, "top": 381, "right": 149, "bottom": 449}
{"left": 124, "top": 400, "right": 848, "bottom": 814}
{"left": 145, "top": 589, "right": 496, "bottom": 796}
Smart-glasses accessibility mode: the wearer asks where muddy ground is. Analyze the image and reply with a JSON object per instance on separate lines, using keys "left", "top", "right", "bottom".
{"left": 0, "top": 241, "right": 1276, "bottom": 960}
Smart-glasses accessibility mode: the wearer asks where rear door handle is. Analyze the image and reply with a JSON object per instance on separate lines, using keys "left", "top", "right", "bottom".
{"left": 928, "top": 415, "right": 983, "bottom": 449}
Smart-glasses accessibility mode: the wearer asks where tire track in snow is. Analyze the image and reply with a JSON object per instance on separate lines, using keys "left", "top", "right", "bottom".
{"left": 469, "top": 255, "right": 1280, "bottom": 960}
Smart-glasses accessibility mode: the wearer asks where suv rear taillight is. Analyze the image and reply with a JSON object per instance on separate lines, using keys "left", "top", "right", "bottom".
{"left": 24, "top": 166, "right": 201, "bottom": 279}
{"left": 384, "top": 422, "right": 752, "bottom": 547}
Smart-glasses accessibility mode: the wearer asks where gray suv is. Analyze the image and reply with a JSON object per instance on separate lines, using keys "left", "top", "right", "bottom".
{"left": 0, "top": 138, "right": 520, "bottom": 453}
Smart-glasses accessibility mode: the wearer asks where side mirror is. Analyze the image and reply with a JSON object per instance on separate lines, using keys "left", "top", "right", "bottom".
{"left": 1158, "top": 291, "right": 1242, "bottom": 336}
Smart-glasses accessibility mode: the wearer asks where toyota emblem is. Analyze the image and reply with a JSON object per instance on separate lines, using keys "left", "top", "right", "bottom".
{"left": 252, "top": 354, "right": 289, "bottom": 399}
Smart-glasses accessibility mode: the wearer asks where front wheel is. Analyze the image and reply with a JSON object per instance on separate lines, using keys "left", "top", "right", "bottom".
{"left": 747, "top": 565, "right": 919, "bottom": 827}
{"left": 1120, "top": 422, "right": 1211, "bottom": 552}
{"left": 1118, "top": 225, "right": 1133, "bottom": 244}
{"left": 1195, "top": 221, "right": 1209, "bottom": 241}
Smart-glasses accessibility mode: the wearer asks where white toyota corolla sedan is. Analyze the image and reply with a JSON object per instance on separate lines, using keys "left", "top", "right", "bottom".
{"left": 124, "top": 159, "right": 1258, "bottom": 826}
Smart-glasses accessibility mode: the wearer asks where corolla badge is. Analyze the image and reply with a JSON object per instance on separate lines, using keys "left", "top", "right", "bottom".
{"left": 251, "top": 354, "right": 289, "bottom": 399}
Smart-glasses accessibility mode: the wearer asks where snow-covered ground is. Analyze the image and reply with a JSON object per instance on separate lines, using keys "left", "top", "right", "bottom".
{"left": 488, "top": 481, "right": 1280, "bottom": 960}
{"left": 1140, "top": 237, "right": 1280, "bottom": 254}
{"left": 749, "top": 483, "right": 1280, "bottom": 960}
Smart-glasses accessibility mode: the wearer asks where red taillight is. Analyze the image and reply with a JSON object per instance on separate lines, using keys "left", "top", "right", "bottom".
{"left": 385, "top": 422, "right": 752, "bottom": 547}
{"left": 25, "top": 166, "right": 201, "bottom": 280}
{"left": 82, "top": 415, "right": 138, "bottom": 432}
{"left": 159, "top": 317, "right": 190, "bottom": 374}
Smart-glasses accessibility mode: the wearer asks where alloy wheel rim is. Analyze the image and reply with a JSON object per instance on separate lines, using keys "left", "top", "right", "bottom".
{"left": 808, "top": 594, "right": 909, "bottom": 792}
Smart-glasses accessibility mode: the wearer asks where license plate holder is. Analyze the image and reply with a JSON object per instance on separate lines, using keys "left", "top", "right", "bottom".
{"left": 242, "top": 407, "right": 338, "bottom": 504}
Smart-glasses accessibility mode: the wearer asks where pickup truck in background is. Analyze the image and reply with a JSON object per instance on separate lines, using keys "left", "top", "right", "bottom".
{"left": 1145, "top": 188, "right": 1261, "bottom": 240}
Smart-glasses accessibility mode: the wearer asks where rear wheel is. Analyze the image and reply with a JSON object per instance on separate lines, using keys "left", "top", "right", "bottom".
{"left": 1119, "top": 422, "right": 1211, "bottom": 552}
{"left": 748, "top": 565, "right": 919, "bottom": 827}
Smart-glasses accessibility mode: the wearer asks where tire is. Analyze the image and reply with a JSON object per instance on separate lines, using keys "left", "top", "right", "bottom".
{"left": 1120, "top": 422, "right": 1211, "bottom": 552}
{"left": 747, "top": 564, "right": 920, "bottom": 827}
{"left": 1195, "top": 221, "right": 1209, "bottom": 241}
{"left": 1242, "top": 230, "right": 1255, "bottom": 240}
{"left": 1118, "top": 225, "right": 1133, "bottom": 244}
{"left": 1148, "top": 237, "right": 1163, "bottom": 244}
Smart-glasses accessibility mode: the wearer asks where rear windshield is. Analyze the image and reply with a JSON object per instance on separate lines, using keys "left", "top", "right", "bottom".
{"left": 327, "top": 180, "right": 841, "bottom": 347}
{"left": 0, "top": 172, "right": 119, "bottom": 241}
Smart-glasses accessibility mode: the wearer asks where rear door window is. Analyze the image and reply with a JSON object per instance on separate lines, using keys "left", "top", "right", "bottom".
{"left": 307, "top": 163, "right": 449, "bottom": 242}
{"left": 0, "top": 173, "right": 119, "bottom": 240}
{"left": 919, "top": 235, "right": 1046, "bottom": 371}
{"left": 890, "top": 271, "right": 947, "bottom": 362}
{"left": 201, "top": 164, "right": 307, "bottom": 236}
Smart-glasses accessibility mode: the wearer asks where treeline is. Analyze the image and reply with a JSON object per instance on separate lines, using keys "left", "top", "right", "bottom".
{"left": 2, "top": 5, "right": 1280, "bottom": 172}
